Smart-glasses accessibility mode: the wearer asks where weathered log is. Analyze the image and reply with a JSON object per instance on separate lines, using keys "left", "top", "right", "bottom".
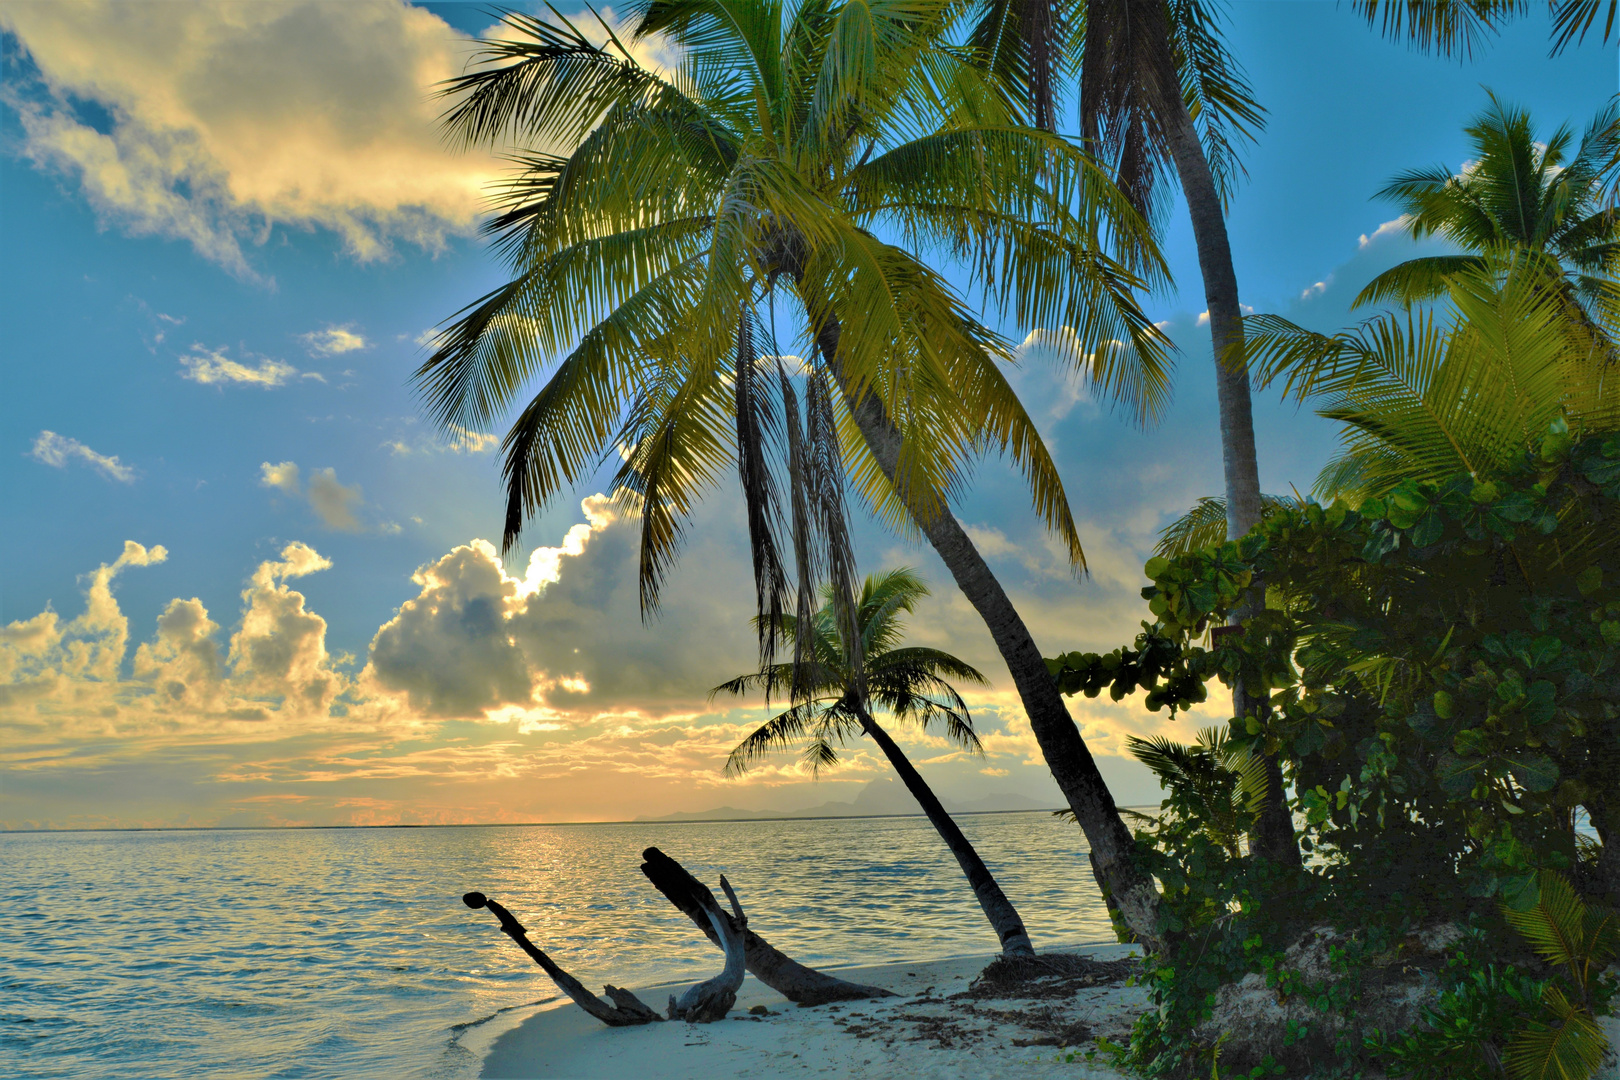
{"left": 462, "top": 891, "right": 663, "bottom": 1026}
{"left": 639, "top": 848, "right": 895, "bottom": 1006}
{"left": 666, "top": 874, "right": 748, "bottom": 1022}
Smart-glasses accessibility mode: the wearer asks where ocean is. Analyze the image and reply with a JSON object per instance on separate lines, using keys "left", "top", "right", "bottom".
{"left": 0, "top": 811, "right": 1114, "bottom": 1079}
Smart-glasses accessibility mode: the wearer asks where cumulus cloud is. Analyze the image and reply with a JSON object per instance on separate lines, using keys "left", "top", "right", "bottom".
{"left": 0, "top": 1, "right": 500, "bottom": 278}
{"left": 29, "top": 430, "right": 135, "bottom": 482}
{"left": 1195, "top": 304, "right": 1255, "bottom": 326}
{"left": 1300, "top": 275, "right": 1334, "bottom": 301}
{"left": 259, "top": 461, "right": 301, "bottom": 496}
{"left": 300, "top": 326, "right": 367, "bottom": 356}
{"left": 180, "top": 345, "right": 299, "bottom": 387}
{"left": 364, "top": 495, "right": 753, "bottom": 719}
{"left": 0, "top": 495, "right": 1182, "bottom": 828}
{"left": 1359, "top": 215, "right": 1413, "bottom": 249}
{"left": 260, "top": 461, "right": 366, "bottom": 532}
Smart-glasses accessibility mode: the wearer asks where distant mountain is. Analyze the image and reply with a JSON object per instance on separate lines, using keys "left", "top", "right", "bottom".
{"left": 635, "top": 777, "right": 1058, "bottom": 822}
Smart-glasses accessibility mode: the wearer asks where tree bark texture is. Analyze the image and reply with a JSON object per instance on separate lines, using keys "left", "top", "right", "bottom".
{"left": 1588, "top": 795, "right": 1620, "bottom": 904}
{"left": 814, "top": 320, "right": 1166, "bottom": 952}
{"left": 853, "top": 706, "right": 1036, "bottom": 956}
{"left": 1160, "top": 86, "right": 1300, "bottom": 870}
{"left": 639, "top": 848, "right": 896, "bottom": 1005}
{"left": 666, "top": 875, "right": 748, "bottom": 1021}
{"left": 462, "top": 891, "right": 664, "bottom": 1026}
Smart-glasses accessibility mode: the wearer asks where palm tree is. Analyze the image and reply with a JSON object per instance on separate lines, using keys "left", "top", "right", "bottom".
{"left": 1353, "top": 94, "right": 1620, "bottom": 363}
{"left": 1349, "top": 0, "right": 1618, "bottom": 60}
{"left": 715, "top": 568, "right": 1035, "bottom": 956}
{"left": 1059, "top": 0, "right": 1298, "bottom": 866}
{"left": 1245, "top": 256, "right": 1620, "bottom": 504}
{"left": 1125, "top": 727, "right": 1267, "bottom": 860}
{"left": 422, "top": 0, "right": 1172, "bottom": 947}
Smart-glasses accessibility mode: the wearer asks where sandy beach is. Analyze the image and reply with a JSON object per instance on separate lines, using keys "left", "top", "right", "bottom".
{"left": 480, "top": 944, "right": 1144, "bottom": 1079}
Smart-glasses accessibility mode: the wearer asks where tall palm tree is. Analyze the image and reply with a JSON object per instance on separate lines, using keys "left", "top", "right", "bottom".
{"left": 1354, "top": 95, "right": 1620, "bottom": 361}
{"left": 422, "top": 0, "right": 1172, "bottom": 947}
{"left": 715, "top": 568, "right": 1035, "bottom": 956}
{"left": 1063, "top": 0, "right": 1298, "bottom": 866}
{"left": 967, "top": 0, "right": 1294, "bottom": 870}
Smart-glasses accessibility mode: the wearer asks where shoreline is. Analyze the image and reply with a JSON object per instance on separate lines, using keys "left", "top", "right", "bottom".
{"left": 479, "top": 942, "right": 1143, "bottom": 1079}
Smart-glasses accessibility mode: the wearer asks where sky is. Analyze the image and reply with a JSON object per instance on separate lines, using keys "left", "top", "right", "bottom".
{"left": 0, "top": 1, "right": 1614, "bottom": 830}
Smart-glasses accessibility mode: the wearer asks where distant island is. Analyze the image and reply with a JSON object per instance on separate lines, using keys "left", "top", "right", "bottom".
{"left": 635, "top": 777, "right": 1060, "bottom": 823}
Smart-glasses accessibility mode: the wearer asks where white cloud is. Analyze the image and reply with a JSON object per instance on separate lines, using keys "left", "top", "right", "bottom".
{"left": 1300, "top": 275, "right": 1334, "bottom": 301}
{"left": 259, "top": 461, "right": 302, "bottom": 496}
{"left": 307, "top": 468, "right": 364, "bottom": 533}
{"left": 0, "top": 1, "right": 501, "bottom": 278}
{"left": 382, "top": 424, "right": 501, "bottom": 456}
{"left": 1358, "top": 215, "right": 1413, "bottom": 249}
{"left": 1195, "top": 304, "right": 1254, "bottom": 327}
{"left": 29, "top": 430, "right": 136, "bottom": 482}
{"left": 365, "top": 494, "right": 756, "bottom": 720}
{"left": 180, "top": 345, "right": 299, "bottom": 387}
{"left": 299, "top": 327, "right": 367, "bottom": 356}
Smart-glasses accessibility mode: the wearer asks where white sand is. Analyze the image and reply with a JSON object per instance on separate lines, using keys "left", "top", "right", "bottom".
{"left": 481, "top": 944, "right": 1144, "bottom": 1079}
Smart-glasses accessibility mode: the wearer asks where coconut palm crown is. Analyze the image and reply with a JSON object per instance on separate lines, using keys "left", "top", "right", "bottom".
{"left": 419, "top": 0, "right": 1174, "bottom": 633}
{"left": 716, "top": 568, "right": 988, "bottom": 774}
{"left": 1354, "top": 93, "right": 1620, "bottom": 353}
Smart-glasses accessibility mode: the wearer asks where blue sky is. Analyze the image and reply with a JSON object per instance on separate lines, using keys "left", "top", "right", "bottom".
{"left": 1, "top": 1, "right": 1613, "bottom": 829}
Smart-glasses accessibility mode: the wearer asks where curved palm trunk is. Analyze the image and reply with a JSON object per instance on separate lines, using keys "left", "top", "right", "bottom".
{"left": 1160, "top": 92, "right": 1300, "bottom": 870}
{"left": 852, "top": 705, "right": 1036, "bottom": 957}
{"left": 811, "top": 321, "right": 1167, "bottom": 952}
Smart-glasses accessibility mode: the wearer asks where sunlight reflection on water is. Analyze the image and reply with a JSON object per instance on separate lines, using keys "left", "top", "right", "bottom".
{"left": 0, "top": 812, "right": 1111, "bottom": 1079}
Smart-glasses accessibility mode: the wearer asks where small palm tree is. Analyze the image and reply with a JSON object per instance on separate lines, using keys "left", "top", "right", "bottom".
{"left": 1124, "top": 727, "right": 1268, "bottom": 860}
{"left": 1353, "top": 94, "right": 1620, "bottom": 363}
{"left": 714, "top": 568, "right": 1035, "bottom": 957}
{"left": 1246, "top": 256, "right": 1620, "bottom": 505}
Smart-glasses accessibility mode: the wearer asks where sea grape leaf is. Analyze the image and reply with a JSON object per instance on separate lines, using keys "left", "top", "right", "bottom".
{"left": 1502, "top": 752, "right": 1558, "bottom": 793}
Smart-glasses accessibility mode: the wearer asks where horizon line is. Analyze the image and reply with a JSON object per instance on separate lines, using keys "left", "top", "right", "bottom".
{"left": 0, "top": 805, "right": 1167, "bottom": 836}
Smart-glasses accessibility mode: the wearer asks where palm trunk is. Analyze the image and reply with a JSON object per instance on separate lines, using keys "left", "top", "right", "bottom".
{"left": 812, "top": 320, "right": 1167, "bottom": 953}
{"left": 1589, "top": 795, "right": 1620, "bottom": 904}
{"left": 1160, "top": 90, "right": 1300, "bottom": 870}
{"left": 853, "top": 705, "right": 1036, "bottom": 957}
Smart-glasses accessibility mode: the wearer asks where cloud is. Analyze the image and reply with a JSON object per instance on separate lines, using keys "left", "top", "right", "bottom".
{"left": 1195, "top": 304, "right": 1255, "bottom": 327}
{"left": 1300, "top": 274, "right": 1334, "bottom": 301}
{"left": 299, "top": 326, "right": 367, "bottom": 356}
{"left": 0, "top": 1, "right": 501, "bottom": 278}
{"left": 260, "top": 461, "right": 367, "bottom": 532}
{"left": 381, "top": 424, "right": 501, "bottom": 456}
{"left": 180, "top": 345, "right": 299, "bottom": 387}
{"left": 1358, "top": 215, "right": 1413, "bottom": 249}
{"left": 259, "top": 461, "right": 301, "bottom": 496}
{"left": 29, "top": 430, "right": 136, "bottom": 482}
{"left": 306, "top": 468, "right": 364, "bottom": 532}
{"left": 364, "top": 494, "right": 756, "bottom": 719}
{"left": 29, "top": 431, "right": 136, "bottom": 483}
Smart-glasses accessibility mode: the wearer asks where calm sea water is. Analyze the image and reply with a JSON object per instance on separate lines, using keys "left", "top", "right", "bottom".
{"left": 0, "top": 812, "right": 1113, "bottom": 1080}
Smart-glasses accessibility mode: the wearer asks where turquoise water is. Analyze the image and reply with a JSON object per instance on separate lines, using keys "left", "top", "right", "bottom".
{"left": 0, "top": 812, "right": 1112, "bottom": 1079}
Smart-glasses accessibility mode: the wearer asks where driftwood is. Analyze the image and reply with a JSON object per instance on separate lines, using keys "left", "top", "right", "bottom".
{"left": 665, "top": 875, "right": 748, "bottom": 1022}
{"left": 461, "top": 891, "right": 663, "bottom": 1026}
{"left": 640, "top": 847, "right": 895, "bottom": 1006}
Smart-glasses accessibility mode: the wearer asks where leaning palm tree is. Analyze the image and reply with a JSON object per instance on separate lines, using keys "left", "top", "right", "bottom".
{"left": 422, "top": 0, "right": 1172, "bottom": 947}
{"left": 1353, "top": 94, "right": 1620, "bottom": 363}
{"left": 716, "top": 568, "right": 1034, "bottom": 956}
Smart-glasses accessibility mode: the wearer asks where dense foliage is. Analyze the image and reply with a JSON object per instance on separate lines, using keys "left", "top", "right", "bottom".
{"left": 1047, "top": 428, "right": 1620, "bottom": 1076}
